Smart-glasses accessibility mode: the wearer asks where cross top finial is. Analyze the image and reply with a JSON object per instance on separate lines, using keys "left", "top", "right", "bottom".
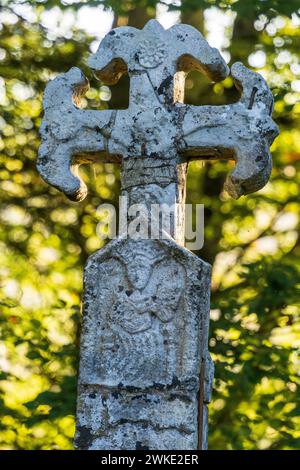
{"left": 37, "top": 19, "right": 278, "bottom": 205}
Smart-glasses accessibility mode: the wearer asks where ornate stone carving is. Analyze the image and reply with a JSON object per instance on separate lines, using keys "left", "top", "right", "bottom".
{"left": 37, "top": 18, "right": 278, "bottom": 450}
{"left": 137, "top": 39, "right": 166, "bottom": 68}
{"left": 38, "top": 23, "right": 278, "bottom": 201}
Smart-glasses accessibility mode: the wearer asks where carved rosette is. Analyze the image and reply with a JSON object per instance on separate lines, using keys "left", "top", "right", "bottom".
{"left": 137, "top": 39, "right": 167, "bottom": 68}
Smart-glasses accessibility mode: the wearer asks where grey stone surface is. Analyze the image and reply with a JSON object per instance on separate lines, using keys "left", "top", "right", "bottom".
{"left": 37, "top": 20, "right": 278, "bottom": 204}
{"left": 74, "top": 237, "right": 211, "bottom": 450}
{"left": 37, "top": 19, "right": 278, "bottom": 450}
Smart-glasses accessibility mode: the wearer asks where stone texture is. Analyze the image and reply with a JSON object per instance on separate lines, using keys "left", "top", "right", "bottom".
{"left": 37, "top": 19, "right": 278, "bottom": 450}
{"left": 74, "top": 237, "right": 212, "bottom": 450}
{"left": 37, "top": 20, "right": 278, "bottom": 204}
{"left": 181, "top": 62, "right": 279, "bottom": 198}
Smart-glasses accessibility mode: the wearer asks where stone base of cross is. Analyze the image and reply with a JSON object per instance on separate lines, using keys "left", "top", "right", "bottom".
{"left": 76, "top": 236, "right": 212, "bottom": 450}
{"left": 37, "top": 20, "right": 278, "bottom": 450}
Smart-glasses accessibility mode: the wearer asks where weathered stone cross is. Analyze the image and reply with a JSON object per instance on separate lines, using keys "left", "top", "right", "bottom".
{"left": 38, "top": 20, "right": 278, "bottom": 450}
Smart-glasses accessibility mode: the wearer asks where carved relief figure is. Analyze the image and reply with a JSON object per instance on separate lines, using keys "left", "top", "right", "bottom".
{"left": 111, "top": 244, "right": 184, "bottom": 334}
{"left": 83, "top": 241, "right": 187, "bottom": 385}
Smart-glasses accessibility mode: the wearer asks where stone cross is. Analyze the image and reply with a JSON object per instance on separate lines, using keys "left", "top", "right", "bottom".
{"left": 37, "top": 20, "right": 278, "bottom": 450}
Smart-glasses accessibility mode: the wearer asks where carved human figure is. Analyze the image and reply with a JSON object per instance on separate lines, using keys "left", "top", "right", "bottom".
{"left": 81, "top": 240, "right": 190, "bottom": 387}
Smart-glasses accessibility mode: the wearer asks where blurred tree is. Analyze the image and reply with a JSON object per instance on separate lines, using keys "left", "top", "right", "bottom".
{"left": 0, "top": 0, "right": 299, "bottom": 450}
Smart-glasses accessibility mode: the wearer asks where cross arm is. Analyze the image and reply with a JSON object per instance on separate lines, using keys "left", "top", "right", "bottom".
{"left": 179, "top": 62, "right": 279, "bottom": 198}
{"left": 37, "top": 67, "right": 120, "bottom": 201}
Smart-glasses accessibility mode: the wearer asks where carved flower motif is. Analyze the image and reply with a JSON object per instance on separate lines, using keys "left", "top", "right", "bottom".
{"left": 137, "top": 39, "right": 166, "bottom": 68}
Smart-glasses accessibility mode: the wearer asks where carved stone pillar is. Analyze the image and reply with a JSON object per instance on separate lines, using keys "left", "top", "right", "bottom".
{"left": 37, "top": 19, "right": 278, "bottom": 450}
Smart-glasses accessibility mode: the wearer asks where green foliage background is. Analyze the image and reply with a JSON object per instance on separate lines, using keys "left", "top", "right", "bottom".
{"left": 0, "top": 0, "right": 299, "bottom": 450}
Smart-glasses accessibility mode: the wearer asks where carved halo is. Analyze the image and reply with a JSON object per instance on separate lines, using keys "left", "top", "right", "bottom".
{"left": 116, "top": 240, "right": 166, "bottom": 266}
